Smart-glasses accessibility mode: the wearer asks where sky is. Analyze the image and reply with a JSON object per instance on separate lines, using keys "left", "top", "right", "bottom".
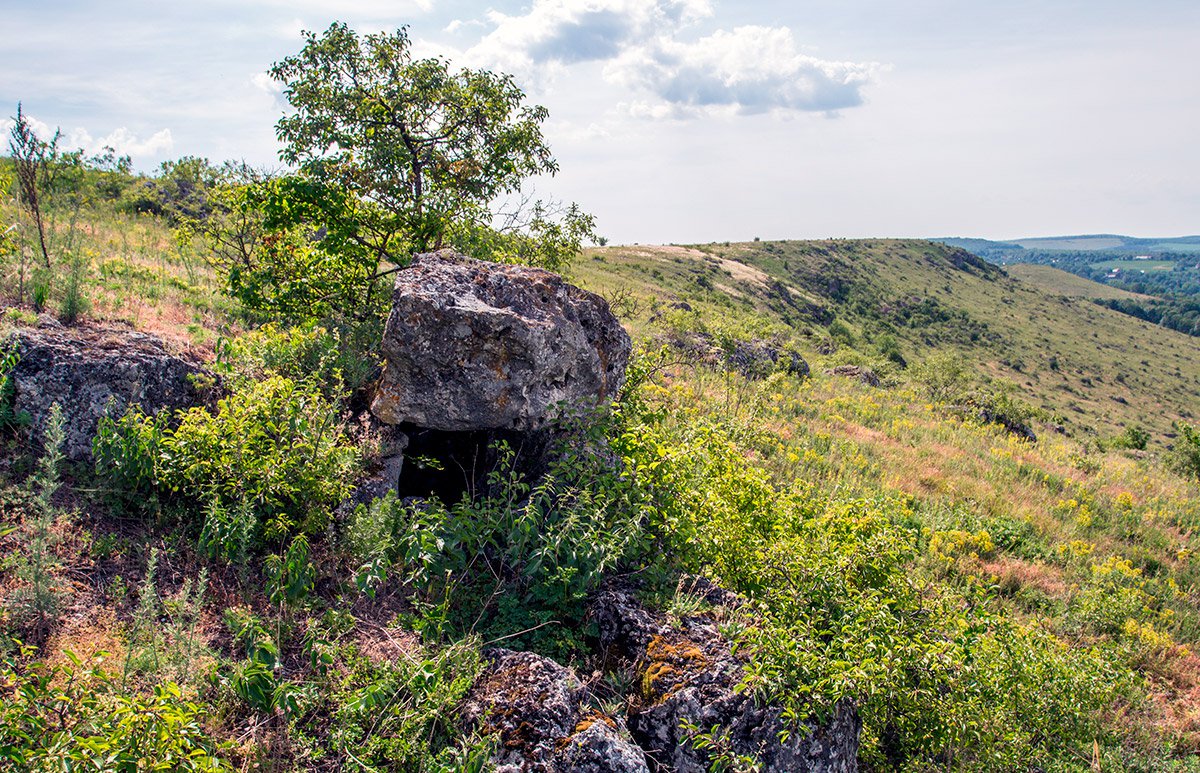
{"left": 3, "top": 0, "right": 1198, "bottom": 245}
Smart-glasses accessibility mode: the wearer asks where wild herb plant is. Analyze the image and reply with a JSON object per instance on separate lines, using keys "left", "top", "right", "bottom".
{"left": 8, "top": 403, "right": 67, "bottom": 633}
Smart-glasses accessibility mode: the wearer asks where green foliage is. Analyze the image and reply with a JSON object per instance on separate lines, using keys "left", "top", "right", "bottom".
{"left": 0, "top": 337, "right": 30, "bottom": 431}
{"left": 195, "top": 22, "right": 595, "bottom": 322}
{"left": 214, "top": 320, "right": 380, "bottom": 398}
{"left": 615, "top": 388, "right": 1127, "bottom": 768}
{"left": 349, "top": 436, "right": 641, "bottom": 652}
{"left": 94, "top": 376, "right": 360, "bottom": 557}
{"left": 1111, "top": 425, "right": 1150, "bottom": 451}
{"left": 913, "top": 351, "right": 973, "bottom": 403}
{"left": 0, "top": 646, "right": 228, "bottom": 771}
{"left": 58, "top": 250, "right": 90, "bottom": 324}
{"left": 295, "top": 638, "right": 488, "bottom": 770}
{"left": 1169, "top": 423, "right": 1200, "bottom": 481}
{"left": 6, "top": 403, "right": 67, "bottom": 633}
{"left": 272, "top": 23, "right": 559, "bottom": 257}
{"left": 123, "top": 549, "right": 211, "bottom": 687}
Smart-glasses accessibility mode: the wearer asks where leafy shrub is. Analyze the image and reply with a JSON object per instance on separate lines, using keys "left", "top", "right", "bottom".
{"left": 95, "top": 375, "right": 360, "bottom": 557}
{"left": 615, "top": 390, "right": 1126, "bottom": 768}
{"left": 913, "top": 351, "right": 972, "bottom": 403}
{"left": 1169, "top": 423, "right": 1200, "bottom": 481}
{"left": 1111, "top": 425, "right": 1150, "bottom": 451}
{"left": 214, "top": 320, "right": 381, "bottom": 398}
{"left": 0, "top": 338, "right": 31, "bottom": 432}
{"left": 349, "top": 438, "right": 643, "bottom": 652}
{"left": 0, "top": 647, "right": 228, "bottom": 771}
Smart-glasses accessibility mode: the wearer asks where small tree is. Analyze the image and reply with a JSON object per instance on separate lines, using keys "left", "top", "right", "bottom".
{"left": 1169, "top": 423, "right": 1200, "bottom": 480}
{"left": 8, "top": 103, "right": 59, "bottom": 269}
{"left": 202, "top": 23, "right": 594, "bottom": 322}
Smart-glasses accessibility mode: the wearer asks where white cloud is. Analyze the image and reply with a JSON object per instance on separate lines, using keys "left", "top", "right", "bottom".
{"left": 463, "top": 1, "right": 876, "bottom": 117}
{"left": 3, "top": 113, "right": 175, "bottom": 160}
{"left": 465, "top": 0, "right": 712, "bottom": 75}
{"left": 610, "top": 26, "right": 879, "bottom": 116}
{"left": 67, "top": 126, "right": 175, "bottom": 158}
{"left": 251, "top": 71, "right": 282, "bottom": 95}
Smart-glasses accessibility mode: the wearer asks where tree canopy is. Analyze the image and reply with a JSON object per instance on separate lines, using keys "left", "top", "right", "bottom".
{"left": 194, "top": 23, "right": 595, "bottom": 322}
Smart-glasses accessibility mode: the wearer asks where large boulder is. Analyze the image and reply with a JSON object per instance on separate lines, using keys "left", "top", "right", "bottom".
{"left": 8, "top": 323, "right": 211, "bottom": 460}
{"left": 460, "top": 648, "right": 649, "bottom": 773}
{"left": 592, "top": 585, "right": 860, "bottom": 773}
{"left": 370, "top": 252, "right": 631, "bottom": 432}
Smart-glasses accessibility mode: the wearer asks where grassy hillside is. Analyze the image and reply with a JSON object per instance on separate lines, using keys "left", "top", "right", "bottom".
{"left": 1005, "top": 263, "right": 1152, "bottom": 300}
{"left": 571, "top": 239, "right": 1200, "bottom": 444}
{"left": 8, "top": 183, "right": 1200, "bottom": 769}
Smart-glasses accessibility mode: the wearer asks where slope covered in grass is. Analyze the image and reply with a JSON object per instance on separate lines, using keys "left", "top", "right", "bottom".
{"left": 572, "top": 239, "right": 1200, "bottom": 443}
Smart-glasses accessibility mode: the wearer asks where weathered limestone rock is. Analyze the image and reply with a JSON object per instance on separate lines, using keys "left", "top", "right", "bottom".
{"left": 460, "top": 648, "right": 649, "bottom": 773}
{"left": 370, "top": 252, "right": 631, "bottom": 431}
{"left": 825, "top": 364, "right": 880, "bottom": 388}
{"left": 592, "top": 586, "right": 860, "bottom": 773}
{"left": 9, "top": 324, "right": 210, "bottom": 460}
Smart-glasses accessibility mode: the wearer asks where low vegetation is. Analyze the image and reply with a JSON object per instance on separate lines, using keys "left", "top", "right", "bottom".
{"left": 5, "top": 22, "right": 1200, "bottom": 773}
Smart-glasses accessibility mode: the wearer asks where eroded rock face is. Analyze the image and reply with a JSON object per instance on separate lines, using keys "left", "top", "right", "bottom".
{"left": 370, "top": 252, "right": 631, "bottom": 432}
{"left": 460, "top": 648, "right": 648, "bottom": 773}
{"left": 825, "top": 364, "right": 880, "bottom": 388}
{"left": 592, "top": 585, "right": 860, "bottom": 773}
{"left": 9, "top": 324, "right": 211, "bottom": 460}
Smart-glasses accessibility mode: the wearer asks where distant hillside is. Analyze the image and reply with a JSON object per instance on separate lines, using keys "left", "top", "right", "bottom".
{"left": 573, "top": 239, "right": 1200, "bottom": 442}
{"left": 1003, "top": 264, "right": 1151, "bottom": 300}
{"left": 934, "top": 236, "right": 1200, "bottom": 337}
{"left": 937, "top": 234, "right": 1200, "bottom": 260}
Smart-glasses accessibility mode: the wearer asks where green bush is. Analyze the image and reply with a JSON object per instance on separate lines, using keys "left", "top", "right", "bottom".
{"left": 348, "top": 437, "right": 643, "bottom": 652}
{"left": 0, "top": 338, "right": 31, "bottom": 432}
{"left": 214, "top": 320, "right": 381, "bottom": 398}
{"left": 1169, "top": 423, "right": 1200, "bottom": 480}
{"left": 615, "top": 393, "right": 1126, "bottom": 768}
{"left": 0, "top": 647, "right": 228, "bottom": 771}
{"left": 95, "top": 375, "right": 360, "bottom": 557}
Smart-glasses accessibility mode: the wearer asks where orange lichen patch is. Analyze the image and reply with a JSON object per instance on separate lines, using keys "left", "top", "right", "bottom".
{"left": 980, "top": 557, "right": 1069, "bottom": 599}
{"left": 640, "top": 633, "right": 708, "bottom": 704}
{"left": 556, "top": 709, "right": 619, "bottom": 750}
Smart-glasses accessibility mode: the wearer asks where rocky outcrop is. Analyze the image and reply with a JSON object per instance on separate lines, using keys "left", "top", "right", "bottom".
{"left": 460, "top": 648, "right": 648, "bottom": 773}
{"left": 664, "top": 333, "right": 809, "bottom": 381}
{"left": 370, "top": 252, "right": 631, "bottom": 432}
{"left": 8, "top": 323, "right": 211, "bottom": 460}
{"left": 728, "top": 340, "right": 809, "bottom": 380}
{"left": 592, "top": 585, "right": 860, "bottom": 772}
{"left": 825, "top": 364, "right": 880, "bottom": 388}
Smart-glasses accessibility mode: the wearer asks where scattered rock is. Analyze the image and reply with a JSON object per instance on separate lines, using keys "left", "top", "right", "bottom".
{"left": 9, "top": 325, "right": 211, "bottom": 460}
{"left": 345, "top": 414, "right": 409, "bottom": 507}
{"left": 460, "top": 648, "right": 648, "bottom": 773}
{"left": 592, "top": 586, "right": 860, "bottom": 772}
{"left": 371, "top": 251, "right": 631, "bottom": 432}
{"left": 825, "top": 365, "right": 880, "bottom": 388}
{"left": 976, "top": 408, "right": 1037, "bottom": 443}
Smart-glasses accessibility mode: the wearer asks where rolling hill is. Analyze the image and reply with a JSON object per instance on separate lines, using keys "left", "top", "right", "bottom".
{"left": 572, "top": 239, "right": 1200, "bottom": 443}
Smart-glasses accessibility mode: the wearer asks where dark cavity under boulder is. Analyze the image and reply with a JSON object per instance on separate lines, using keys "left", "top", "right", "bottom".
{"left": 8, "top": 323, "right": 211, "bottom": 460}
{"left": 592, "top": 585, "right": 860, "bottom": 773}
{"left": 370, "top": 251, "right": 631, "bottom": 433}
{"left": 460, "top": 648, "right": 649, "bottom": 773}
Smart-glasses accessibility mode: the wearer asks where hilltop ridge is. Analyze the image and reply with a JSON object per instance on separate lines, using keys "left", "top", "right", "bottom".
{"left": 572, "top": 238, "right": 1200, "bottom": 443}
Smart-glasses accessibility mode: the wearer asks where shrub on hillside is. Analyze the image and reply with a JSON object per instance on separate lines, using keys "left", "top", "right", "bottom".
{"left": 95, "top": 375, "right": 360, "bottom": 557}
{"left": 1169, "top": 423, "right": 1200, "bottom": 481}
{"left": 0, "top": 647, "right": 228, "bottom": 771}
